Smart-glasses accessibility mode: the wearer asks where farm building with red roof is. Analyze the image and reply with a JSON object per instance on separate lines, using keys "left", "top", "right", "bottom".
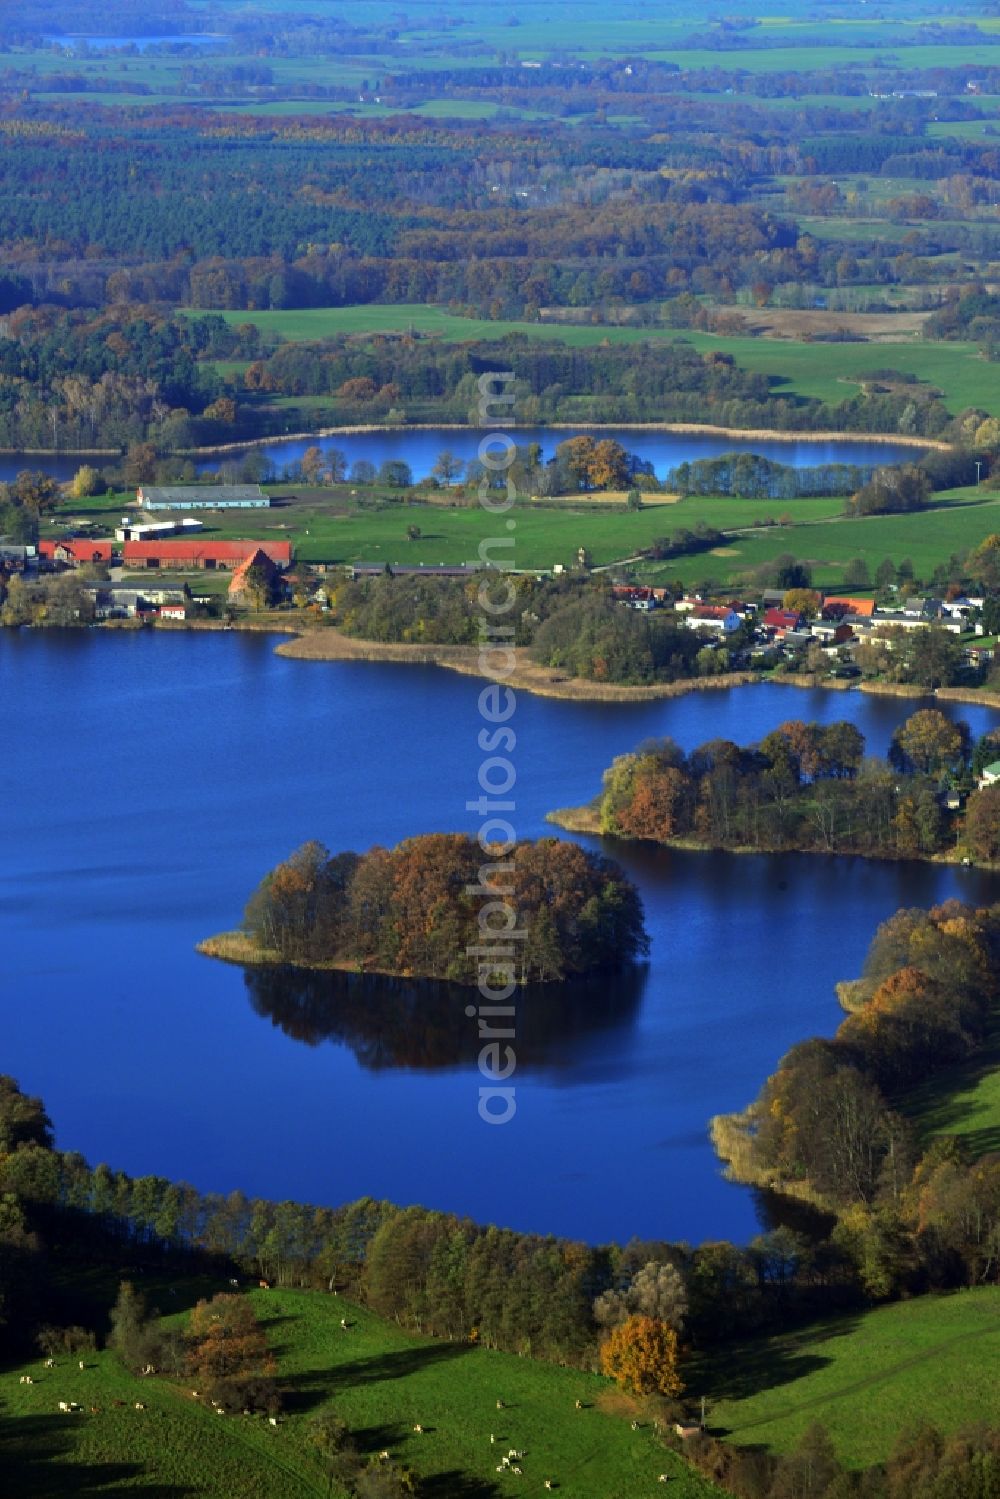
{"left": 228, "top": 547, "right": 284, "bottom": 606}
{"left": 122, "top": 539, "right": 292, "bottom": 571}
{"left": 39, "top": 538, "right": 114, "bottom": 567}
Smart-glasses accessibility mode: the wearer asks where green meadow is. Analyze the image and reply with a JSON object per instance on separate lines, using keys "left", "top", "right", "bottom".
{"left": 700, "top": 1289, "right": 1000, "bottom": 1468}
{"left": 55, "top": 488, "right": 852, "bottom": 572}
{"left": 184, "top": 305, "right": 995, "bottom": 419}
{"left": 639, "top": 488, "right": 1000, "bottom": 588}
{"left": 904, "top": 1028, "right": 1000, "bottom": 1160}
{"left": 1, "top": 1283, "right": 717, "bottom": 1499}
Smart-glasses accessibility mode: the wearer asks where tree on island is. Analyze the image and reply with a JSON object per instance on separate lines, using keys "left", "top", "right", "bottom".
{"left": 237, "top": 834, "right": 647, "bottom": 983}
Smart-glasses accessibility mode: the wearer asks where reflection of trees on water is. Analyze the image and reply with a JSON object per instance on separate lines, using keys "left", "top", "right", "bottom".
{"left": 241, "top": 963, "right": 648, "bottom": 1073}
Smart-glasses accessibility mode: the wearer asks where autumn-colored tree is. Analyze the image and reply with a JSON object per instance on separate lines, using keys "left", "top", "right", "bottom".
{"left": 614, "top": 764, "right": 695, "bottom": 842}
{"left": 188, "top": 1294, "right": 275, "bottom": 1383}
{"left": 124, "top": 442, "right": 157, "bottom": 488}
{"left": 203, "top": 396, "right": 237, "bottom": 425}
{"left": 782, "top": 588, "right": 821, "bottom": 620}
{"left": 963, "top": 784, "right": 1000, "bottom": 863}
{"left": 589, "top": 438, "right": 630, "bottom": 490}
{"left": 599, "top": 1314, "right": 683, "bottom": 1397}
{"left": 889, "top": 709, "right": 967, "bottom": 778}
{"left": 555, "top": 435, "right": 597, "bottom": 489}
{"left": 300, "top": 445, "right": 325, "bottom": 484}
{"left": 337, "top": 376, "right": 379, "bottom": 403}
{"left": 69, "top": 465, "right": 101, "bottom": 500}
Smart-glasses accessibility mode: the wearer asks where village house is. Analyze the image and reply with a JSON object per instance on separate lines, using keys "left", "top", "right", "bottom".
{"left": 39, "top": 538, "right": 115, "bottom": 568}
{"left": 227, "top": 547, "right": 286, "bottom": 607}
{"left": 84, "top": 584, "right": 189, "bottom": 620}
{"left": 822, "top": 596, "right": 876, "bottom": 620}
{"left": 612, "top": 584, "right": 659, "bottom": 611}
{"left": 137, "top": 484, "right": 270, "bottom": 512}
{"left": 902, "top": 596, "right": 945, "bottom": 620}
{"left": 979, "top": 760, "right": 1000, "bottom": 788}
{"left": 872, "top": 610, "right": 963, "bottom": 635}
{"left": 761, "top": 607, "right": 803, "bottom": 638}
{"left": 810, "top": 619, "right": 855, "bottom": 646}
{"left": 965, "top": 642, "right": 995, "bottom": 667}
{"left": 0, "top": 543, "right": 37, "bottom": 572}
{"left": 122, "top": 540, "right": 292, "bottom": 571}
{"left": 685, "top": 604, "right": 741, "bottom": 635}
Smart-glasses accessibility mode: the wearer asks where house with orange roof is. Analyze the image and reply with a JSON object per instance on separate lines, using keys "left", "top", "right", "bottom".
{"left": 822, "top": 596, "right": 876, "bottom": 620}
{"left": 228, "top": 547, "right": 284, "bottom": 607}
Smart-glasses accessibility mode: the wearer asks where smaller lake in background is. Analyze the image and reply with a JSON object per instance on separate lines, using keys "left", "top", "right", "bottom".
{"left": 195, "top": 427, "right": 921, "bottom": 484}
{"left": 0, "top": 428, "right": 922, "bottom": 486}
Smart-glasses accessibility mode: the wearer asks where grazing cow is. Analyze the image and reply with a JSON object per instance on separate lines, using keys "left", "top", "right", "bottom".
{"left": 544, "top": 1484, "right": 555, "bottom": 1492}
{"left": 58, "top": 1402, "right": 69, "bottom": 1412}
{"left": 631, "top": 1420, "right": 639, "bottom": 1430}
{"left": 90, "top": 1406, "right": 101, "bottom": 1414}
{"left": 413, "top": 1424, "right": 423, "bottom": 1433}
{"left": 268, "top": 1416, "right": 279, "bottom": 1427}
{"left": 112, "top": 1399, "right": 125, "bottom": 1407}
{"left": 78, "top": 1361, "right": 85, "bottom": 1371}
{"left": 134, "top": 1402, "right": 146, "bottom": 1411}
{"left": 340, "top": 1318, "right": 348, "bottom": 1329}
{"left": 44, "top": 1359, "right": 54, "bottom": 1369}
{"left": 24, "top": 1376, "right": 33, "bottom": 1385}
{"left": 378, "top": 1451, "right": 390, "bottom": 1461}
{"left": 229, "top": 1278, "right": 239, "bottom": 1287}
{"left": 259, "top": 1280, "right": 270, "bottom": 1290}
{"left": 658, "top": 1477, "right": 670, "bottom": 1484}
{"left": 496, "top": 1399, "right": 505, "bottom": 1409}
{"left": 490, "top": 1434, "right": 495, "bottom": 1444}
{"left": 511, "top": 1467, "right": 522, "bottom": 1476}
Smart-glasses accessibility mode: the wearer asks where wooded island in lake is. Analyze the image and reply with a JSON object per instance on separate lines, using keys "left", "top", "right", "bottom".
{"left": 201, "top": 833, "right": 648, "bottom": 984}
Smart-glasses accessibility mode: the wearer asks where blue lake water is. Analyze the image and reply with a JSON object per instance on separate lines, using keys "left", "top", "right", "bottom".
{"left": 0, "top": 428, "right": 920, "bottom": 486}
{"left": 197, "top": 427, "right": 920, "bottom": 484}
{"left": 4, "top": 631, "right": 996, "bottom": 1246}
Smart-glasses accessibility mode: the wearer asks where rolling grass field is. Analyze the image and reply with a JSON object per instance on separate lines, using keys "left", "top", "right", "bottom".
{"left": 700, "top": 1289, "right": 1000, "bottom": 1468}
{"left": 904, "top": 1029, "right": 1000, "bottom": 1160}
{"left": 53, "top": 488, "right": 852, "bottom": 572}
{"left": 638, "top": 488, "right": 1000, "bottom": 589}
{"left": 0, "top": 1281, "right": 717, "bottom": 1499}
{"left": 183, "top": 305, "right": 994, "bottom": 418}
{"left": 52, "top": 483, "right": 1000, "bottom": 580}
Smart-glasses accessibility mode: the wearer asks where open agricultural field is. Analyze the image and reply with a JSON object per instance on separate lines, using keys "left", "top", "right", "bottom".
{"left": 700, "top": 1290, "right": 1000, "bottom": 1468}
{"left": 0, "top": 1283, "right": 712, "bottom": 1499}
{"left": 51, "top": 487, "right": 851, "bottom": 573}
{"left": 634, "top": 485, "right": 1000, "bottom": 588}
{"left": 187, "top": 306, "right": 995, "bottom": 419}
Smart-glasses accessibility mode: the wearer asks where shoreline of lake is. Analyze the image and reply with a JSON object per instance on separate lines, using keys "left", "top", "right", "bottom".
{"left": 184, "top": 421, "right": 950, "bottom": 458}
{"left": 17, "top": 615, "right": 1000, "bottom": 713}
{"left": 0, "top": 422, "right": 947, "bottom": 461}
{"left": 544, "top": 803, "right": 983, "bottom": 869}
{"left": 273, "top": 626, "right": 761, "bottom": 700}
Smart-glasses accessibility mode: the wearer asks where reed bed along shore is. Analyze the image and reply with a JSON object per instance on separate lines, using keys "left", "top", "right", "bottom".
{"left": 275, "top": 629, "right": 759, "bottom": 702}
